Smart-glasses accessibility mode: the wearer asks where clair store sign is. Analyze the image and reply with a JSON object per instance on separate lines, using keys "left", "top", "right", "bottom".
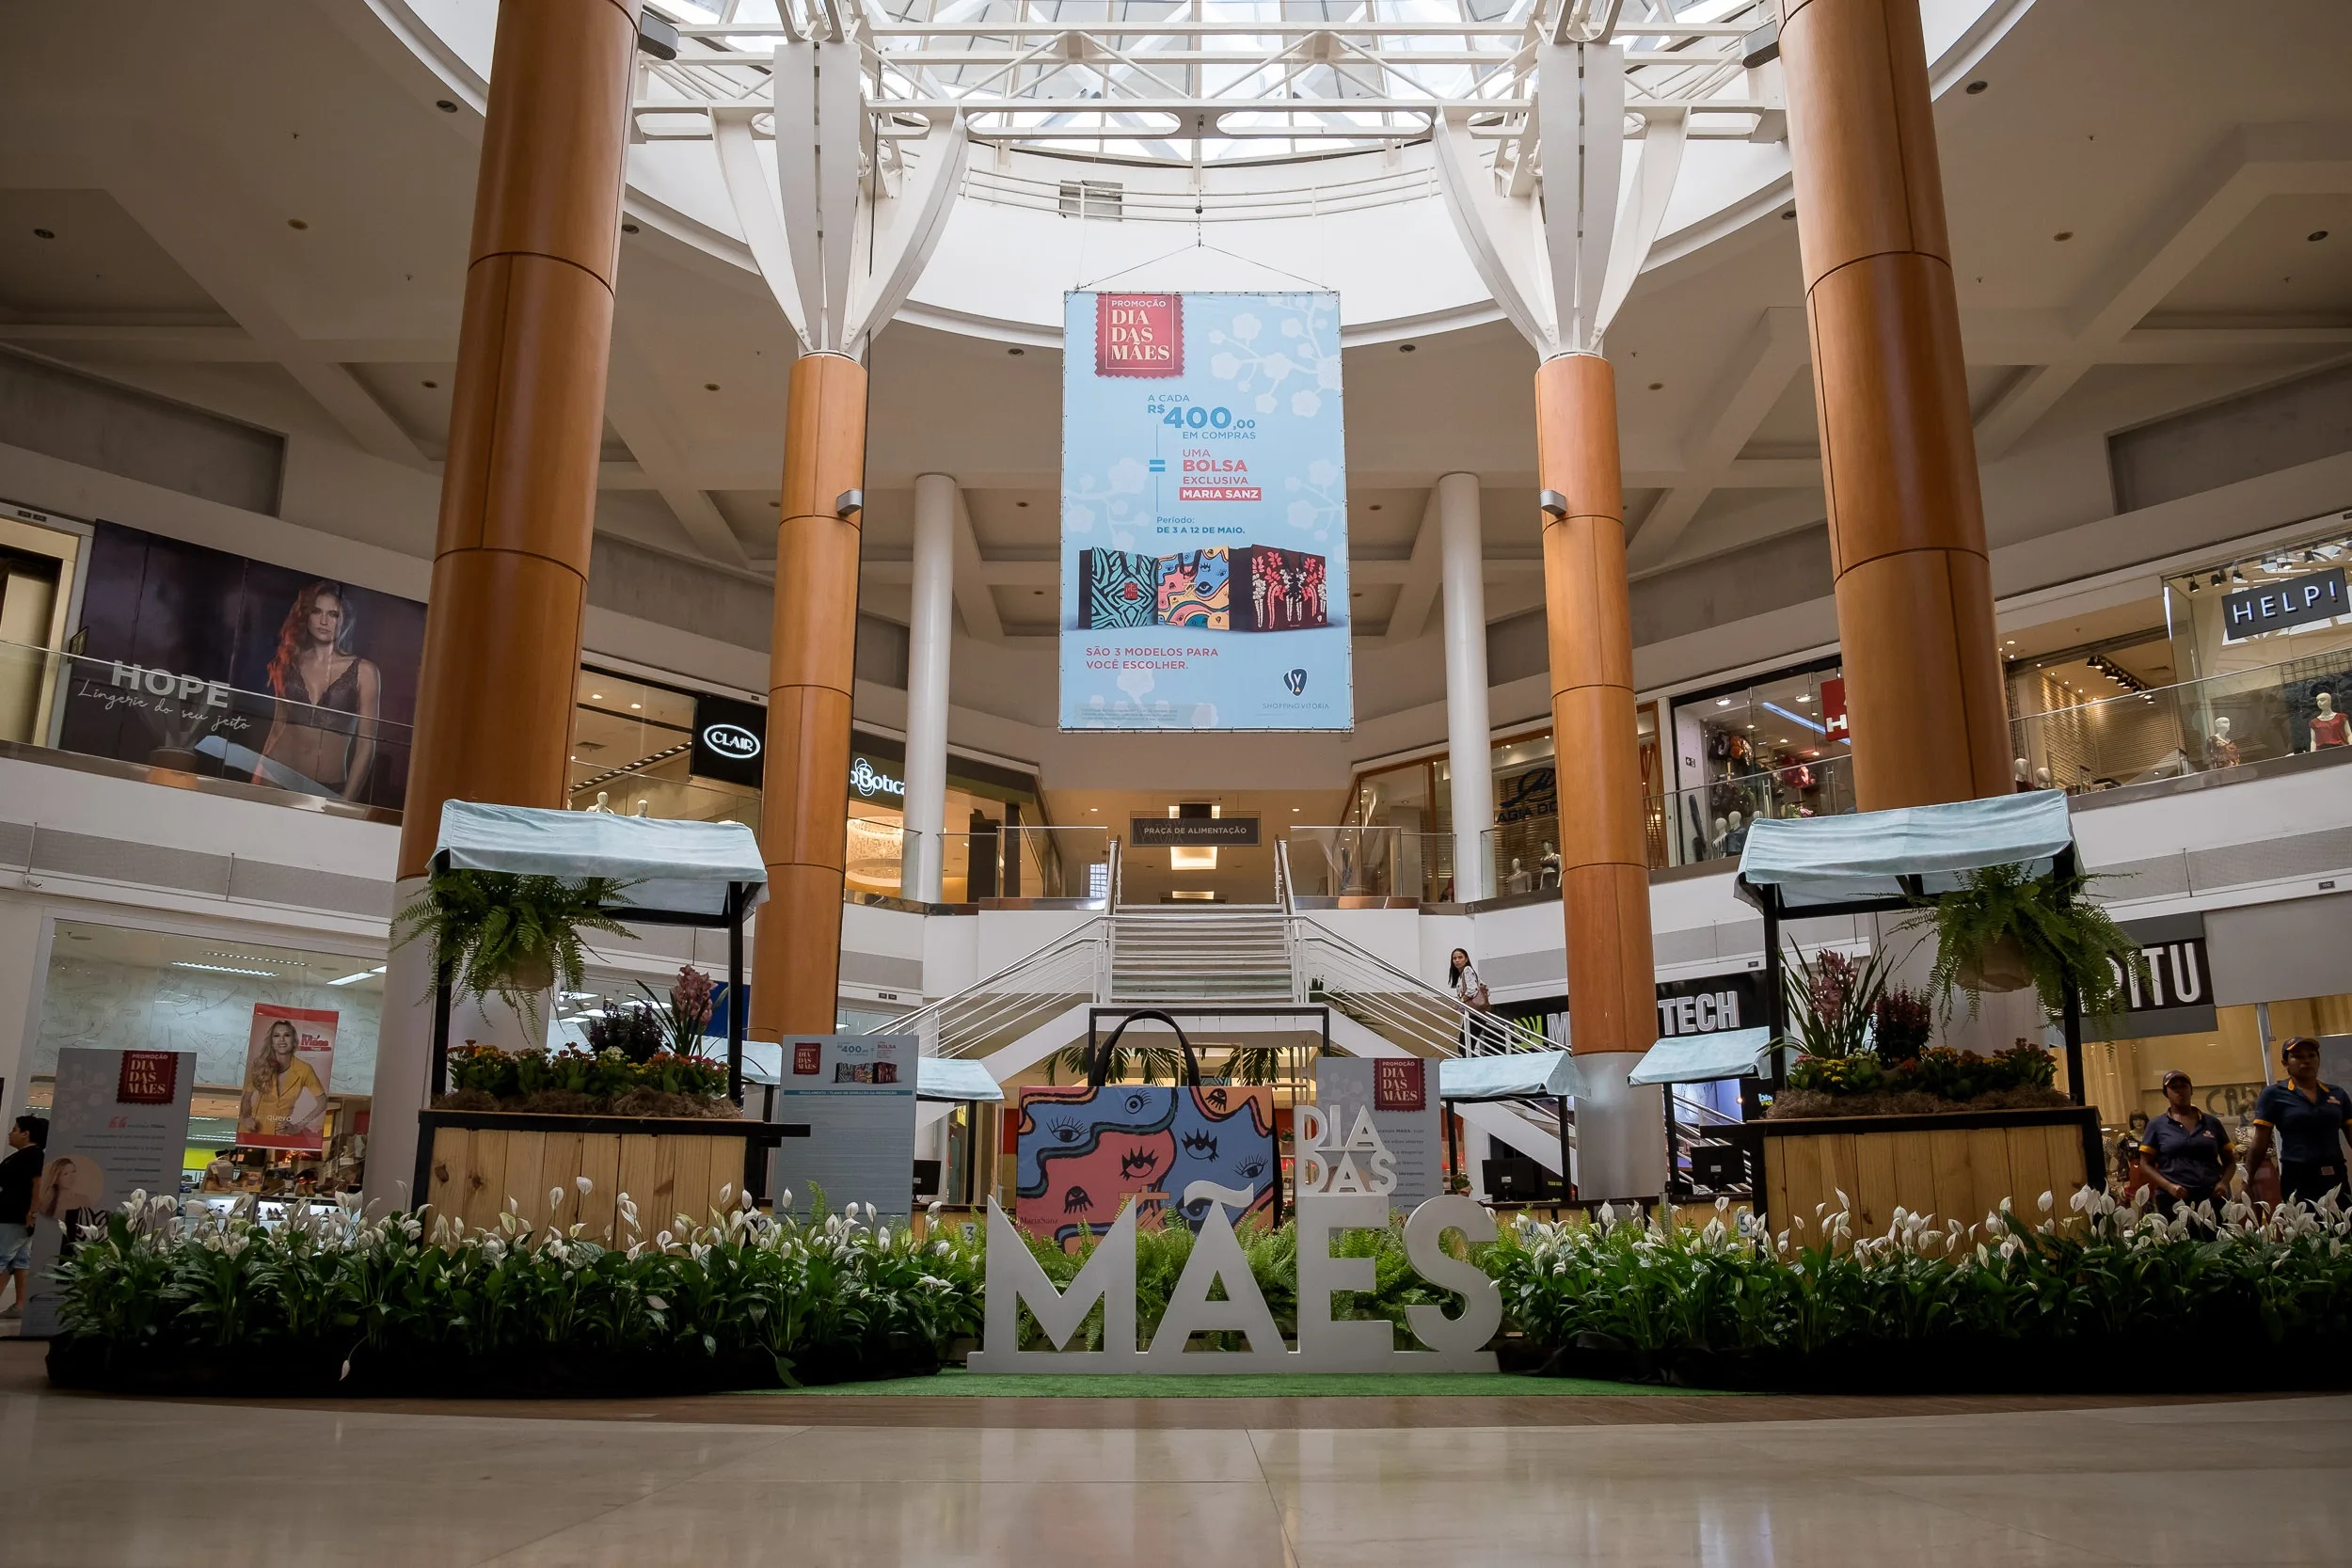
{"left": 969, "top": 1105, "right": 1501, "bottom": 1374}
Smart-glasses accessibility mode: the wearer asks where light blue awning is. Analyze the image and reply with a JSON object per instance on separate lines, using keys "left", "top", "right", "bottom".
{"left": 1737, "top": 791, "right": 2074, "bottom": 911}
{"left": 1628, "top": 1027, "right": 1777, "bottom": 1086}
{"left": 917, "top": 1056, "right": 1005, "bottom": 1102}
{"left": 434, "top": 800, "right": 767, "bottom": 920}
{"left": 1439, "top": 1050, "right": 1583, "bottom": 1101}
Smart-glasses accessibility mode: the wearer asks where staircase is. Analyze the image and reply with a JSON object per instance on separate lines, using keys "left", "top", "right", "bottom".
{"left": 1108, "top": 906, "right": 1295, "bottom": 1003}
{"left": 867, "top": 839, "right": 1576, "bottom": 1175}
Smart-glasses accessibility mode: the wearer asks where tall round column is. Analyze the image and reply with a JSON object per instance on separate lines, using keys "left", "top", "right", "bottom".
{"left": 1780, "top": 0, "right": 2010, "bottom": 807}
{"left": 751, "top": 351, "right": 868, "bottom": 1040}
{"left": 367, "top": 0, "right": 641, "bottom": 1208}
{"left": 902, "top": 474, "right": 956, "bottom": 903}
{"left": 1536, "top": 351, "right": 1662, "bottom": 1201}
{"left": 1436, "top": 472, "right": 1494, "bottom": 903}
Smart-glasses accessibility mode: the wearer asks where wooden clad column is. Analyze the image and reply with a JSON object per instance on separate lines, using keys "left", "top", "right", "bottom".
{"left": 395, "top": 0, "right": 642, "bottom": 879}
{"left": 751, "top": 351, "right": 867, "bottom": 1039}
{"left": 1780, "top": 0, "right": 2009, "bottom": 808}
{"left": 1537, "top": 352, "right": 1657, "bottom": 1069}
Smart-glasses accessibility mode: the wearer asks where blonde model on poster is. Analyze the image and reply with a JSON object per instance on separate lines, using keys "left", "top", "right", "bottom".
{"left": 242, "top": 1018, "right": 327, "bottom": 1137}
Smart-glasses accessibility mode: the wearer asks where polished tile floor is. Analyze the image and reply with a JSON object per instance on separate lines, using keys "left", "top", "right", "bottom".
{"left": 0, "top": 1349, "right": 2343, "bottom": 1567}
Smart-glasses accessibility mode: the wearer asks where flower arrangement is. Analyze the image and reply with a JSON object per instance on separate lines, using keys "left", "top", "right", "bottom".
{"left": 1782, "top": 946, "right": 1896, "bottom": 1062}
{"left": 583, "top": 1006, "right": 665, "bottom": 1065}
{"left": 1487, "top": 1189, "right": 2352, "bottom": 1390}
{"left": 636, "top": 965, "right": 717, "bottom": 1061}
{"left": 1781, "top": 1039, "right": 2065, "bottom": 1117}
{"left": 47, "top": 1186, "right": 983, "bottom": 1397}
{"left": 441, "top": 1043, "right": 731, "bottom": 1117}
{"left": 1870, "top": 986, "right": 1933, "bottom": 1063}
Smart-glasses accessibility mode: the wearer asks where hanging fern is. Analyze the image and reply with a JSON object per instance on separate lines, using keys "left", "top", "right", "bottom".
{"left": 393, "top": 870, "right": 637, "bottom": 1031}
{"left": 1908, "top": 863, "right": 2137, "bottom": 1023}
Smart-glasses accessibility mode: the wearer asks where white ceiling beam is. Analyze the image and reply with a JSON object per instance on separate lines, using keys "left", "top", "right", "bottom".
{"left": 1384, "top": 486, "right": 1444, "bottom": 644}
{"left": 948, "top": 483, "right": 1004, "bottom": 641}
{"left": 1626, "top": 307, "right": 1808, "bottom": 572}
{"left": 605, "top": 327, "right": 755, "bottom": 567}
{"left": 1975, "top": 121, "right": 2352, "bottom": 459}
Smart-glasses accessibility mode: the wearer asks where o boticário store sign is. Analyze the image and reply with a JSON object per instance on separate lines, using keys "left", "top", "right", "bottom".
{"left": 968, "top": 1104, "right": 1501, "bottom": 1374}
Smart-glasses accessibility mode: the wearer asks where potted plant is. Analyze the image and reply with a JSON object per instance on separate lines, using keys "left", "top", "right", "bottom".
{"left": 635, "top": 965, "right": 717, "bottom": 1061}
{"left": 1911, "top": 863, "right": 2137, "bottom": 1022}
{"left": 393, "top": 869, "right": 635, "bottom": 1032}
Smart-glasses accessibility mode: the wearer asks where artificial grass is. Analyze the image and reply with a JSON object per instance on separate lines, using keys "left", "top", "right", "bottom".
{"left": 780, "top": 1369, "right": 1716, "bottom": 1398}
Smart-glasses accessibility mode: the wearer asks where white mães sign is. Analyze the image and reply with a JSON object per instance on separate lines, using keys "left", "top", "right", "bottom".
{"left": 968, "top": 1104, "right": 1499, "bottom": 1373}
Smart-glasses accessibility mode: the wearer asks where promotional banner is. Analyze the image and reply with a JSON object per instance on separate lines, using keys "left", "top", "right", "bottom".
{"left": 770, "top": 1035, "right": 917, "bottom": 1221}
{"left": 24, "top": 1047, "right": 196, "bottom": 1337}
{"left": 1015, "top": 1083, "right": 1277, "bottom": 1249}
{"left": 1315, "top": 1058, "right": 1441, "bottom": 1210}
{"left": 57, "top": 520, "right": 426, "bottom": 807}
{"left": 237, "top": 1005, "right": 336, "bottom": 1151}
{"left": 1061, "top": 291, "right": 1350, "bottom": 730}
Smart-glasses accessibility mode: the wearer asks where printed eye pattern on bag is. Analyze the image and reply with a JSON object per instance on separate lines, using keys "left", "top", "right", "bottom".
{"left": 1015, "top": 1084, "right": 1278, "bottom": 1248}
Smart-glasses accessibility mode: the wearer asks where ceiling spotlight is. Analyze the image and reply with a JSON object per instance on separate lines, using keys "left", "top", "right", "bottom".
{"left": 636, "top": 9, "right": 680, "bottom": 59}
{"left": 1008, "top": 346, "right": 1025, "bottom": 356}
{"left": 421, "top": 379, "right": 438, "bottom": 389}
{"left": 435, "top": 99, "right": 459, "bottom": 113}
{"left": 622, "top": 222, "right": 641, "bottom": 234}
{"left": 1399, "top": 342, "right": 1418, "bottom": 353}
{"left": 287, "top": 218, "right": 310, "bottom": 230}
{"left": 1717, "top": 698, "right": 1731, "bottom": 707}
{"left": 2052, "top": 230, "right": 2073, "bottom": 242}
{"left": 2311, "top": 230, "right": 2330, "bottom": 242}
{"left": 704, "top": 382, "right": 720, "bottom": 391}
{"left": 32, "top": 227, "right": 55, "bottom": 239}
{"left": 1965, "top": 80, "right": 1989, "bottom": 94}
{"left": 1781, "top": 209, "right": 1796, "bottom": 220}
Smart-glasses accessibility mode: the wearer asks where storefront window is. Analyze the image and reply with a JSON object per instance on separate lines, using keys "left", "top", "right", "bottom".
{"left": 569, "top": 667, "right": 755, "bottom": 826}
{"left": 2163, "top": 523, "right": 2352, "bottom": 768}
{"left": 2004, "top": 627, "right": 2180, "bottom": 790}
{"left": 24, "top": 920, "right": 380, "bottom": 1197}
{"left": 2083, "top": 990, "right": 2352, "bottom": 1155}
{"left": 1664, "top": 658, "right": 1852, "bottom": 866}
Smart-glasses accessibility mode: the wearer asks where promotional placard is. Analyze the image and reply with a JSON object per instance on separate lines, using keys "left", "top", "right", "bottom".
{"left": 770, "top": 1035, "right": 917, "bottom": 1221}
{"left": 237, "top": 1005, "right": 335, "bottom": 1151}
{"left": 24, "top": 1047, "right": 196, "bottom": 1337}
{"left": 1315, "top": 1057, "right": 1440, "bottom": 1209}
{"left": 1061, "top": 290, "right": 1351, "bottom": 731}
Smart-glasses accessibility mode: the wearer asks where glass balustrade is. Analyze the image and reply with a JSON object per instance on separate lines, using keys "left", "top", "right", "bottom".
{"left": 0, "top": 637, "right": 417, "bottom": 812}
{"left": 2010, "top": 656, "right": 2352, "bottom": 788}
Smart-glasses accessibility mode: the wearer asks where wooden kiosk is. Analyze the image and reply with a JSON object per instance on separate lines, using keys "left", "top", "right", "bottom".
{"left": 1729, "top": 793, "right": 2105, "bottom": 1234}
{"left": 410, "top": 802, "right": 784, "bottom": 1236}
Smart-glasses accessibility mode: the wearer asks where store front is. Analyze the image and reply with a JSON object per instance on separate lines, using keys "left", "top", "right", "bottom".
{"left": 2162, "top": 520, "right": 2352, "bottom": 770}
{"left": 21, "top": 919, "right": 380, "bottom": 1197}
{"left": 2005, "top": 623, "right": 2180, "bottom": 791}
{"left": 1663, "top": 657, "right": 1852, "bottom": 866}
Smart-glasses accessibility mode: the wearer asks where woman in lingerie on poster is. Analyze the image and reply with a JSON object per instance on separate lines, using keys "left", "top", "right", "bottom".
{"left": 254, "top": 580, "right": 380, "bottom": 801}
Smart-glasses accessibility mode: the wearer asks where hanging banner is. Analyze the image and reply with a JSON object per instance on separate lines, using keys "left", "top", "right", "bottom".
{"left": 1061, "top": 291, "right": 1351, "bottom": 731}
{"left": 238, "top": 1005, "right": 336, "bottom": 1151}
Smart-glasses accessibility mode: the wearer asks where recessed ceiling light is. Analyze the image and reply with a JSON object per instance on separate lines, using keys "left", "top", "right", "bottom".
{"left": 630, "top": 702, "right": 642, "bottom": 709}
{"left": 32, "top": 228, "right": 55, "bottom": 239}
{"left": 1399, "top": 342, "right": 1417, "bottom": 353}
{"left": 1781, "top": 210, "right": 1796, "bottom": 220}
{"left": 1017, "top": 499, "right": 1029, "bottom": 507}
{"left": 1008, "top": 347, "right": 1025, "bottom": 356}
{"left": 1716, "top": 698, "right": 1731, "bottom": 707}
{"left": 2053, "top": 230, "right": 2073, "bottom": 242}
{"left": 421, "top": 379, "right": 438, "bottom": 389}
{"left": 1369, "top": 503, "right": 1382, "bottom": 511}
{"left": 436, "top": 99, "right": 459, "bottom": 113}
{"left": 704, "top": 382, "right": 719, "bottom": 390}
{"left": 1964, "top": 80, "right": 1988, "bottom": 94}
{"left": 622, "top": 222, "right": 641, "bottom": 234}
{"left": 1796, "top": 694, "right": 1810, "bottom": 704}
{"left": 287, "top": 218, "right": 310, "bottom": 230}
{"left": 1647, "top": 381, "right": 1664, "bottom": 390}
{"left": 2311, "top": 230, "right": 2331, "bottom": 243}
{"left": 170, "top": 960, "right": 277, "bottom": 978}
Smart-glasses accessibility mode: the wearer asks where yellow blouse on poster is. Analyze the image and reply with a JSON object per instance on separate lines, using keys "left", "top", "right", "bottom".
{"left": 246, "top": 1057, "right": 326, "bottom": 1133}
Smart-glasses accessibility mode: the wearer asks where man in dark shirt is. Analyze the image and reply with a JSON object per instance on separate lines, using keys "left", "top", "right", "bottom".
{"left": 2246, "top": 1037, "right": 2352, "bottom": 1206}
{"left": 0, "top": 1114, "right": 46, "bottom": 1320}
{"left": 2139, "top": 1069, "right": 2235, "bottom": 1212}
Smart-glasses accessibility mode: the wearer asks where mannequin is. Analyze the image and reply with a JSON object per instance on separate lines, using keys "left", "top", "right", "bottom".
{"left": 583, "top": 790, "right": 612, "bottom": 814}
{"left": 1503, "top": 857, "right": 1533, "bottom": 895}
{"left": 632, "top": 799, "right": 650, "bottom": 817}
{"left": 2312, "top": 691, "right": 2349, "bottom": 751}
{"left": 2204, "top": 717, "right": 2241, "bottom": 770}
{"left": 1710, "top": 815, "right": 1728, "bottom": 856}
{"left": 2034, "top": 767, "right": 2053, "bottom": 791}
{"left": 2013, "top": 756, "right": 2033, "bottom": 793}
{"left": 1538, "top": 841, "right": 1561, "bottom": 889}
{"left": 1724, "top": 809, "right": 1748, "bottom": 856}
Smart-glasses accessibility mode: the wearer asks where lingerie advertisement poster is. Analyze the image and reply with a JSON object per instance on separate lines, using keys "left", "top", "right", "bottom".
{"left": 1060, "top": 290, "right": 1352, "bottom": 730}
{"left": 56, "top": 520, "right": 425, "bottom": 808}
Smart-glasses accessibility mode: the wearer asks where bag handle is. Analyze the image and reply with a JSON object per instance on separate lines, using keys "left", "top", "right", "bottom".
{"left": 1087, "top": 1009, "right": 1201, "bottom": 1088}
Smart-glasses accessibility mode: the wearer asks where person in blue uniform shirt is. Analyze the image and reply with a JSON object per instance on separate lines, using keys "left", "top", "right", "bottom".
{"left": 2137, "top": 1069, "right": 2234, "bottom": 1214}
{"left": 2243, "top": 1037, "right": 2351, "bottom": 1206}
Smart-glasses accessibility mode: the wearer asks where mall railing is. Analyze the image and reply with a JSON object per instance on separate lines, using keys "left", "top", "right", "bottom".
{"left": 2010, "top": 655, "right": 2352, "bottom": 790}
{"left": 0, "top": 637, "right": 416, "bottom": 814}
{"left": 1643, "top": 751, "right": 1863, "bottom": 871}
{"left": 866, "top": 916, "right": 1112, "bottom": 1059}
{"left": 1284, "top": 824, "right": 1462, "bottom": 902}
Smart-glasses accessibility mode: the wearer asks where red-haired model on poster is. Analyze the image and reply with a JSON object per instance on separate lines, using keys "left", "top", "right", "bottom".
{"left": 255, "top": 580, "right": 380, "bottom": 800}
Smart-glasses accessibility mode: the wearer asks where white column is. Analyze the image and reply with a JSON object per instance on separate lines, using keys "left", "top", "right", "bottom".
{"left": 904, "top": 473, "right": 957, "bottom": 902}
{"left": 1437, "top": 472, "right": 1493, "bottom": 902}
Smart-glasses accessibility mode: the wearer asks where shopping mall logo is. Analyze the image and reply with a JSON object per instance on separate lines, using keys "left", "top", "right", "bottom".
{"left": 1283, "top": 669, "right": 1309, "bottom": 695}
{"left": 700, "top": 721, "right": 762, "bottom": 761}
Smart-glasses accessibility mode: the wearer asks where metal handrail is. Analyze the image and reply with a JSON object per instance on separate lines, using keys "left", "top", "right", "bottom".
{"left": 863, "top": 915, "right": 1109, "bottom": 1058}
